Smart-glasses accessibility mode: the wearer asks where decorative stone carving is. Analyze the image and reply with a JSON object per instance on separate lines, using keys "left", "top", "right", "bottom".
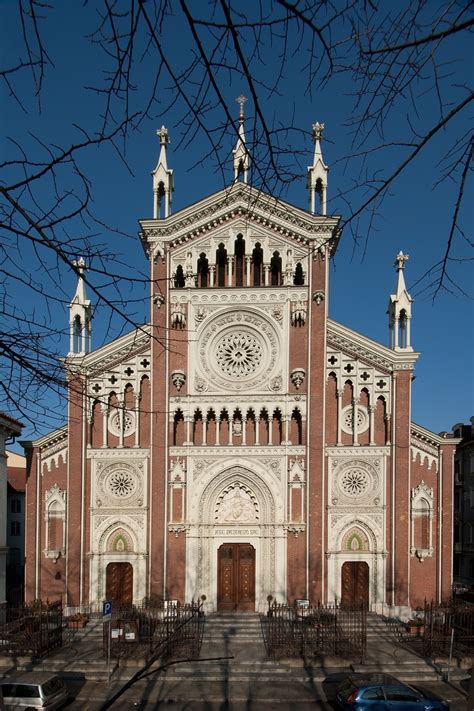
{"left": 107, "top": 470, "right": 137, "bottom": 498}
{"left": 171, "top": 303, "right": 186, "bottom": 328}
{"left": 195, "top": 377, "right": 208, "bottom": 392}
{"left": 108, "top": 410, "right": 136, "bottom": 438}
{"left": 312, "top": 290, "right": 325, "bottom": 305}
{"left": 95, "top": 461, "right": 144, "bottom": 508}
{"left": 341, "top": 405, "right": 369, "bottom": 435}
{"left": 332, "top": 459, "right": 380, "bottom": 506}
{"left": 215, "top": 483, "right": 259, "bottom": 523}
{"left": 269, "top": 375, "right": 282, "bottom": 392}
{"left": 290, "top": 368, "right": 306, "bottom": 389}
{"left": 215, "top": 331, "right": 263, "bottom": 378}
{"left": 195, "top": 307, "right": 206, "bottom": 325}
{"left": 153, "top": 293, "right": 165, "bottom": 308}
{"left": 291, "top": 300, "right": 307, "bottom": 326}
{"left": 171, "top": 370, "right": 186, "bottom": 392}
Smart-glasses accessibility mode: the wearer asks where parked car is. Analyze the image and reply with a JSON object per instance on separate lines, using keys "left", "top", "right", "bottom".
{"left": 336, "top": 673, "right": 449, "bottom": 710}
{"left": 0, "top": 673, "right": 68, "bottom": 710}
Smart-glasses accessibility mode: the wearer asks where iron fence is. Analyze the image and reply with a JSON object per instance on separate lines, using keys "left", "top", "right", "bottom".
{"left": 422, "top": 600, "right": 474, "bottom": 658}
{"left": 0, "top": 600, "right": 62, "bottom": 659}
{"left": 103, "top": 600, "right": 204, "bottom": 661}
{"left": 261, "top": 601, "right": 366, "bottom": 663}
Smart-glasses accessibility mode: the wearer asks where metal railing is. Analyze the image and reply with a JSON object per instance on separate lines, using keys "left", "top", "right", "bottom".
{"left": 261, "top": 601, "right": 366, "bottom": 663}
{"left": 103, "top": 600, "right": 205, "bottom": 661}
{"left": 0, "top": 600, "right": 63, "bottom": 659}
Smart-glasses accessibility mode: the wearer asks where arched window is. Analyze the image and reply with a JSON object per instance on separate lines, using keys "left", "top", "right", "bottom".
{"left": 252, "top": 243, "right": 263, "bottom": 286}
{"left": 174, "top": 265, "right": 185, "bottom": 288}
{"left": 173, "top": 410, "right": 185, "bottom": 446}
{"left": 270, "top": 251, "right": 282, "bottom": 286}
{"left": 294, "top": 262, "right": 304, "bottom": 285}
{"left": 411, "top": 482, "right": 434, "bottom": 561}
{"left": 73, "top": 315, "right": 82, "bottom": 353}
{"left": 235, "top": 234, "right": 245, "bottom": 287}
{"left": 216, "top": 243, "right": 227, "bottom": 287}
{"left": 197, "top": 253, "right": 209, "bottom": 288}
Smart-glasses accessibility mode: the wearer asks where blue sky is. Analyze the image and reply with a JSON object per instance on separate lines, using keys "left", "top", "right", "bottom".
{"left": 1, "top": 1, "right": 472, "bottom": 444}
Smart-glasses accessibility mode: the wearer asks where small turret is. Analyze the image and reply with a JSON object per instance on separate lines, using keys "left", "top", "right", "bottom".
{"left": 232, "top": 95, "right": 250, "bottom": 183}
{"left": 307, "top": 121, "right": 328, "bottom": 215}
{"left": 152, "top": 126, "right": 174, "bottom": 219}
{"left": 388, "top": 251, "right": 413, "bottom": 351}
{"left": 69, "top": 258, "right": 92, "bottom": 355}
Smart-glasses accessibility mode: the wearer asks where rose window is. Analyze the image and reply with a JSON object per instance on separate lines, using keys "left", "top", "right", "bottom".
{"left": 215, "top": 332, "right": 263, "bottom": 378}
{"left": 108, "top": 410, "right": 136, "bottom": 437}
{"left": 108, "top": 470, "right": 136, "bottom": 498}
{"left": 341, "top": 405, "right": 369, "bottom": 435}
{"left": 341, "top": 468, "right": 369, "bottom": 496}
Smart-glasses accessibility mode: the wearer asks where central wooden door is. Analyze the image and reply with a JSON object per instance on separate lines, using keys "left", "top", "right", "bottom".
{"left": 217, "top": 543, "right": 255, "bottom": 611}
{"left": 106, "top": 562, "right": 133, "bottom": 606}
{"left": 341, "top": 561, "right": 369, "bottom": 608}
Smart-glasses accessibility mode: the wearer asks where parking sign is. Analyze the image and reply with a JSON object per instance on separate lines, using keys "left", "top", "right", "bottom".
{"left": 103, "top": 600, "right": 112, "bottom": 620}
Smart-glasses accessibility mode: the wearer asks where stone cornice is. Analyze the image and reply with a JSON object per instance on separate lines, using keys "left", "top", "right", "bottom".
{"left": 327, "top": 320, "right": 420, "bottom": 372}
{"left": 170, "top": 446, "right": 306, "bottom": 457}
{"left": 411, "top": 422, "right": 461, "bottom": 449}
{"left": 65, "top": 326, "right": 152, "bottom": 378}
{"left": 28, "top": 425, "right": 68, "bottom": 453}
{"left": 326, "top": 447, "right": 390, "bottom": 457}
{"left": 140, "top": 183, "right": 341, "bottom": 257}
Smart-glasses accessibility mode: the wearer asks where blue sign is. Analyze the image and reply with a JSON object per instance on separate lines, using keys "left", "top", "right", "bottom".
{"left": 103, "top": 600, "right": 112, "bottom": 619}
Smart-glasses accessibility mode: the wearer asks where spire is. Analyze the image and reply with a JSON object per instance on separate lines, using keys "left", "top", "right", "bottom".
{"left": 388, "top": 251, "right": 413, "bottom": 351}
{"left": 152, "top": 126, "right": 174, "bottom": 219}
{"left": 232, "top": 95, "right": 250, "bottom": 183}
{"left": 69, "top": 258, "right": 92, "bottom": 355}
{"left": 307, "top": 121, "right": 328, "bottom": 215}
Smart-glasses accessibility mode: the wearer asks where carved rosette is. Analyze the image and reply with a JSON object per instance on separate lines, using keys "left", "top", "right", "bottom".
{"left": 195, "top": 309, "right": 281, "bottom": 392}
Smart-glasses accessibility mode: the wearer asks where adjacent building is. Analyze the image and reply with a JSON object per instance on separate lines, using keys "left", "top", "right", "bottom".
{"left": 453, "top": 418, "right": 474, "bottom": 589}
{"left": 23, "top": 112, "right": 459, "bottom": 617}
{"left": 0, "top": 413, "right": 23, "bottom": 604}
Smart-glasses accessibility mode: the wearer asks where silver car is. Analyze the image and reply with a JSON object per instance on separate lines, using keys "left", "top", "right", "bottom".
{"left": 0, "top": 673, "right": 68, "bottom": 710}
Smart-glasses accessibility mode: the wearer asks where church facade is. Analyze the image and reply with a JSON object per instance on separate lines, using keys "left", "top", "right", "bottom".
{"left": 23, "top": 113, "right": 457, "bottom": 617}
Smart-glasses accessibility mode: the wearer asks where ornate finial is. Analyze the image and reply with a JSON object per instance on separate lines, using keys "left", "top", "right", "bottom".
{"left": 312, "top": 122, "right": 325, "bottom": 141}
{"left": 73, "top": 257, "right": 86, "bottom": 275}
{"left": 156, "top": 125, "right": 170, "bottom": 146}
{"left": 395, "top": 251, "right": 409, "bottom": 270}
{"left": 236, "top": 95, "right": 247, "bottom": 122}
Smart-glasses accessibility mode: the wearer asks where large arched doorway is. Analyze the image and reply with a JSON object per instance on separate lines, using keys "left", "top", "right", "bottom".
{"left": 106, "top": 562, "right": 133, "bottom": 606}
{"left": 217, "top": 543, "right": 255, "bottom": 611}
{"left": 341, "top": 561, "right": 369, "bottom": 608}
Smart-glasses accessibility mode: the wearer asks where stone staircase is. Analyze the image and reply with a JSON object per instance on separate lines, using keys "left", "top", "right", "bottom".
{"left": 15, "top": 618, "right": 117, "bottom": 682}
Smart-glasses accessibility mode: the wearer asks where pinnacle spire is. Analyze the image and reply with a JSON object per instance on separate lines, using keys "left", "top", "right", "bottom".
{"left": 388, "top": 251, "right": 413, "bottom": 351}
{"left": 233, "top": 95, "right": 250, "bottom": 183}
{"left": 69, "top": 258, "right": 92, "bottom": 355}
{"left": 307, "top": 121, "right": 328, "bottom": 215}
{"left": 152, "top": 126, "right": 174, "bottom": 219}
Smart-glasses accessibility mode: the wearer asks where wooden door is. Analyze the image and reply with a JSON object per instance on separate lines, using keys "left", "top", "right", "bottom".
{"left": 217, "top": 543, "right": 255, "bottom": 611}
{"left": 106, "top": 562, "right": 133, "bottom": 606}
{"left": 341, "top": 561, "right": 369, "bottom": 608}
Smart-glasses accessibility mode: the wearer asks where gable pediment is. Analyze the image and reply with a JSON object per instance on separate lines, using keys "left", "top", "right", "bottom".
{"left": 140, "top": 182, "right": 340, "bottom": 261}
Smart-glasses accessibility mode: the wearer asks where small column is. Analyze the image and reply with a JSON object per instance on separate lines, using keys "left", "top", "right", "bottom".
{"left": 227, "top": 257, "right": 234, "bottom": 287}
{"left": 229, "top": 418, "right": 234, "bottom": 446}
{"left": 352, "top": 398, "right": 359, "bottom": 446}
{"left": 268, "top": 416, "right": 273, "bottom": 445}
{"left": 283, "top": 415, "right": 290, "bottom": 445}
{"left": 369, "top": 405, "right": 376, "bottom": 446}
{"left": 242, "top": 415, "right": 247, "bottom": 445}
{"left": 118, "top": 402, "right": 125, "bottom": 448}
{"left": 264, "top": 264, "right": 270, "bottom": 286}
{"left": 384, "top": 413, "right": 391, "bottom": 446}
{"left": 185, "top": 416, "right": 192, "bottom": 446}
{"left": 215, "top": 416, "right": 221, "bottom": 446}
{"left": 101, "top": 404, "right": 108, "bottom": 448}
{"left": 134, "top": 394, "right": 141, "bottom": 447}
{"left": 202, "top": 416, "right": 208, "bottom": 446}
{"left": 209, "top": 265, "right": 216, "bottom": 287}
{"left": 393, "top": 316, "right": 399, "bottom": 349}
{"left": 169, "top": 481, "right": 174, "bottom": 522}
{"left": 336, "top": 389, "right": 343, "bottom": 446}
{"left": 255, "top": 417, "right": 260, "bottom": 445}
{"left": 245, "top": 256, "right": 251, "bottom": 286}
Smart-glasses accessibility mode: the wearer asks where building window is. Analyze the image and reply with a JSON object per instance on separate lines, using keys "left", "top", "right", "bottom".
{"left": 410, "top": 481, "right": 434, "bottom": 561}
{"left": 10, "top": 498, "right": 21, "bottom": 514}
{"left": 10, "top": 521, "right": 21, "bottom": 536}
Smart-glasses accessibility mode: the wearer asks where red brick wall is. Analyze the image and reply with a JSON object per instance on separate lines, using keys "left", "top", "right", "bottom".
{"left": 393, "top": 370, "right": 411, "bottom": 607}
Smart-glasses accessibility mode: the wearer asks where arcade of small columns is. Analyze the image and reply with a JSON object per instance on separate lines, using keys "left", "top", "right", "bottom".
{"left": 171, "top": 406, "right": 304, "bottom": 447}
{"left": 171, "top": 235, "right": 307, "bottom": 289}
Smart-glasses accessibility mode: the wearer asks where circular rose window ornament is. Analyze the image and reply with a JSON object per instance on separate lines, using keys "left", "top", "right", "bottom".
{"left": 340, "top": 468, "right": 369, "bottom": 496}
{"left": 107, "top": 470, "right": 137, "bottom": 498}
{"left": 108, "top": 410, "right": 136, "bottom": 438}
{"left": 215, "top": 331, "right": 263, "bottom": 378}
{"left": 341, "top": 405, "right": 369, "bottom": 435}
